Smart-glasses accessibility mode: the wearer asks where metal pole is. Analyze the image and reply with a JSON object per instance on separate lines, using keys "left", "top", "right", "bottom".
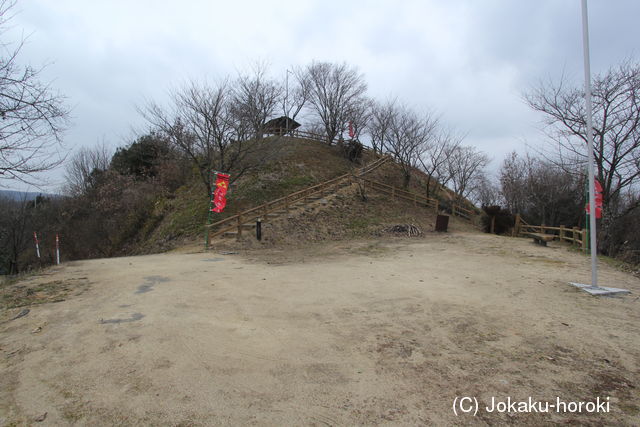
{"left": 285, "top": 69, "right": 291, "bottom": 135}
{"left": 205, "top": 170, "right": 219, "bottom": 249}
{"left": 581, "top": 0, "right": 598, "bottom": 287}
{"left": 585, "top": 177, "right": 589, "bottom": 254}
{"left": 55, "top": 234, "right": 60, "bottom": 265}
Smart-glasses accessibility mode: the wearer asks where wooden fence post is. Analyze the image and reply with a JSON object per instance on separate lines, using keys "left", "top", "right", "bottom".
{"left": 514, "top": 214, "right": 521, "bottom": 236}
{"left": 490, "top": 216, "right": 496, "bottom": 234}
{"left": 559, "top": 225, "right": 565, "bottom": 242}
{"left": 573, "top": 227, "right": 579, "bottom": 247}
{"left": 582, "top": 228, "right": 587, "bottom": 251}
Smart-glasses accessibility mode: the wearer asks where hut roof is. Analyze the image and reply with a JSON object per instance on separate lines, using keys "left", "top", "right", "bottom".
{"left": 263, "top": 116, "right": 301, "bottom": 133}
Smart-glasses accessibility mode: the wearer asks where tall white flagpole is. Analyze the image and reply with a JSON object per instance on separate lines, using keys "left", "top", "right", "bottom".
{"left": 581, "top": 0, "right": 598, "bottom": 287}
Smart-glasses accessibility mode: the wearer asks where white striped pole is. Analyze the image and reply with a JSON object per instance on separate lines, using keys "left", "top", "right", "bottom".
{"left": 55, "top": 234, "right": 60, "bottom": 265}
{"left": 33, "top": 232, "right": 40, "bottom": 259}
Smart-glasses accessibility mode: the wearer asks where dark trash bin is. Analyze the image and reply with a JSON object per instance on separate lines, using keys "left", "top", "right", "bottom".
{"left": 435, "top": 214, "right": 449, "bottom": 232}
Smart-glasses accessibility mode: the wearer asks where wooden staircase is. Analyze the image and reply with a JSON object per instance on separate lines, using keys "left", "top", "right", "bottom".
{"left": 204, "top": 156, "right": 390, "bottom": 244}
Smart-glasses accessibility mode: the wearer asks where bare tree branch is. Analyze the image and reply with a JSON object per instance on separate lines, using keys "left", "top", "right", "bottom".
{"left": 383, "top": 103, "right": 438, "bottom": 188}
{"left": 305, "top": 61, "right": 367, "bottom": 144}
{"left": 139, "top": 78, "right": 278, "bottom": 195}
{"left": 524, "top": 60, "right": 640, "bottom": 219}
{"left": 417, "top": 127, "right": 463, "bottom": 197}
{"left": 63, "top": 140, "right": 112, "bottom": 196}
{"left": 446, "top": 145, "right": 489, "bottom": 202}
{"left": 0, "top": 0, "right": 70, "bottom": 186}
{"left": 232, "top": 62, "right": 282, "bottom": 140}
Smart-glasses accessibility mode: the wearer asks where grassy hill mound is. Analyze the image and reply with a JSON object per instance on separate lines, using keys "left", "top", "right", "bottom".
{"left": 133, "top": 137, "right": 479, "bottom": 253}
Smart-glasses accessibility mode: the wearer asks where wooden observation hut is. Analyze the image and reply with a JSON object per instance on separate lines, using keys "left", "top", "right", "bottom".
{"left": 263, "top": 116, "right": 301, "bottom": 135}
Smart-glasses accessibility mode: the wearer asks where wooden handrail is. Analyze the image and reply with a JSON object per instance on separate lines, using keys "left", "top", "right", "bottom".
{"left": 357, "top": 177, "right": 442, "bottom": 211}
{"left": 207, "top": 174, "right": 349, "bottom": 229}
{"left": 358, "top": 178, "right": 437, "bottom": 206}
{"left": 516, "top": 221, "right": 587, "bottom": 249}
{"left": 289, "top": 130, "right": 377, "bottom": 154}
{"left": 456, "top": 205, "right": 474, "bottom": 215}
{"left": 357, "top": 176, "right": 479, "bottom": 222}
{"left": 205, "top": 156, "right": 390, "bottom": 241}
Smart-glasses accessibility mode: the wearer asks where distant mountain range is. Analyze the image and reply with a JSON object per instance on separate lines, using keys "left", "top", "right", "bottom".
{"left": 0, "top": 190, "right": 62, "bottom": 201}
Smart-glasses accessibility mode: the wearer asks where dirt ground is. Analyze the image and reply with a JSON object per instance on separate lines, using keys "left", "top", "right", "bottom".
{"left": 1, "top": 231, "right": 639, "bottom": 426}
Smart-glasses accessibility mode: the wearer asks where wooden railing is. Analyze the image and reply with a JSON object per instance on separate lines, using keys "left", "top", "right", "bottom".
{"left": 287, "top": 130, "right": 376, "bottom": 154}
{"left": 514, "top": 215, "right": 587, "bottom": 249}
{"left": 205, "top": 156, "right": 390, "bottom": 242}
{"left": 356, "top": 177, "right": 479, "bottom": 222}
{"left": 290, "top": 130, "right": 330, "bottom": 143}
{"left": 450, "top": 203, "right": 475, "bottom": 220}
{"left": 357, "top": 177, "right": 439, "bottom": 211}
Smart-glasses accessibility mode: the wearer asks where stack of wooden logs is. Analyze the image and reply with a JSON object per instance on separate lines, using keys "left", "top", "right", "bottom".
{"left": 384, "top": 224, "right": 423, "bottom": 237}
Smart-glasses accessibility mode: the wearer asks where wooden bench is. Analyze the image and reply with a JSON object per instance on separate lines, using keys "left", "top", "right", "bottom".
{"left": 526, "top": 232, "right": 555, "bottom": 247}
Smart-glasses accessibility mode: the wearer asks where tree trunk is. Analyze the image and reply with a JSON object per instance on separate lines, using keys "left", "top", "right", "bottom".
{"left": 402, "top": 170, "right": 411, "bottom": 189}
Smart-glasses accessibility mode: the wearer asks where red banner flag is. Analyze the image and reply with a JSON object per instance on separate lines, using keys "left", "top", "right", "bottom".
{"left": 585, "top": 179, "right": 603, "bottom": 219}
{"left": 348, "top": 121, "right": 354, "bottom": 139}
{"left": 211, "top": 173, "right": 230, "bottom": 213}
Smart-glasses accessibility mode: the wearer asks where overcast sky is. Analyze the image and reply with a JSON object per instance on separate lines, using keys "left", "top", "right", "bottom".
{"left": 5, "top": 0, "right": 640, "bottom": 192}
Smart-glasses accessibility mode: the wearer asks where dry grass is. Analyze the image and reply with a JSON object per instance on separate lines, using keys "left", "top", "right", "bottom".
{"left": 0, "top": 276, "right": 90, "bottom": 310}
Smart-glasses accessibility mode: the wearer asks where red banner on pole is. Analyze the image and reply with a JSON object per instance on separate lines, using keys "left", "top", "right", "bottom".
{"left": 211, "top": 173, "right": 230, "bottom": 213}
{"left": 586, "top": 179, "right": 603, "bottom": 219}
{"left": 348, "top": 121, "right": 354, "bottom": 139}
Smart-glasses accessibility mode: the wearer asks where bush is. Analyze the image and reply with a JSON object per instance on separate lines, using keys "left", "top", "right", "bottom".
{"left": 341, "top": 140, "right": 363, "bottom": 163}
{"left": 111, "top": 133, "right": 171, "bottom": 178}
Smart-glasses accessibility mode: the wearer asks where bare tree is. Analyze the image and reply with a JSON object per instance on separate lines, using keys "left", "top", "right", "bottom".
{"left": 64, "top": 141, "right": 112, "bottom": 196}
{"left": 499, "top": 151, "right": 530, "bottom": 214}
{"left": 281, "top": 66, "right": 310, "bottom": 126}
{"left": 499, "top": 151, "right": 585, "bottom": 226}
{"left": 305, "top": 61, "right": 368, "bottom": 144}
{"left": 343, "top": 96, "right": 372, "bottom": 141}
{"left": 524, "top": 60, "right": 640, "bottom": 219}
{"left": 417, "top": 127, "right": 463, "bottom": 197}
{"left": 0, "top": 0, "right": 70, "bottom": 185}
{"left": 526, "top": 158, "right": 585, "bottom": 226}
{"left": 369, "top": 99, "right": 396, "bottom": 154}
{"left": 473, "top": 173, "right": 502, "bottom": 207}
{"left": 232, "top": 63, "right": 282, "bottom": 140}
{"left": 140, "top": 79, "right": 276, "bottom": 195}
{"left": 0, "top": 194, "right": 31, "bottom": 274}
{"left": 384, "top": 104, "right": 438, "bottom": 188}
{"left": 447, "top": 145, "right": 489, "bottom": 201}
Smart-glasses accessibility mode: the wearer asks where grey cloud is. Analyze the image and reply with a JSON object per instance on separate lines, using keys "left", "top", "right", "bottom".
{"left": 5, "top": 0, "right": 639, "bottom": 190}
